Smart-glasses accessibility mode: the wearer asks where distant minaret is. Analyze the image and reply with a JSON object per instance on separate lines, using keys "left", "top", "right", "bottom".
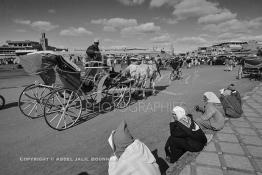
{"left": 170, "top": 43, "right": 174, "bottom": 56}
{"left": 40, "top": 33, "right": 48, "bottom": 50}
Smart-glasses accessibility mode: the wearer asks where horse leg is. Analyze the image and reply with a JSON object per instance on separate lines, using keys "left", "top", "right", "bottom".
{"left": 142, "top": 79, "right": 147, "bottom": 98}
{"left": 152, "top": 79, "right": 156, "bottom": 95}
{"left": 149, "top": 78, "right": 152, "bottom": 89}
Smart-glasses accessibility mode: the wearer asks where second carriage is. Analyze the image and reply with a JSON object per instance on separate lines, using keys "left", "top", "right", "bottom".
{"left": 18, "top": 52, "right": 134, "bottom": 130}
{"left": 238, "top": 56, "right": 262, "bottom": 80}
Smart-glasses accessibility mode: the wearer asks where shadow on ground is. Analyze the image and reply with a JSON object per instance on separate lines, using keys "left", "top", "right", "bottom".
{"left": 72, "top": 85, "right": 169, "bottom": 130}
{"left": 2, "top": 102, "right": 18, "bottom": 110}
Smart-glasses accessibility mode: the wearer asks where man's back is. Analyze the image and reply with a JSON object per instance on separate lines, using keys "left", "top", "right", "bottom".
{"left": 86, "top": 40, "right": 101, "bottom": 61}
{"left": 170, "top": 59, "right": 181, "bottom": 70}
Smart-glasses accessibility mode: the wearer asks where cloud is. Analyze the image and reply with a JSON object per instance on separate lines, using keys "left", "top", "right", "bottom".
{"left": 103, "top": 26, "right": 115, "bottom": 32}
{"left": 91, "top": 19, "right": 106, "bottom": 24}
{"left": 104, "top": 38, "right": 121, "bottom": 43}
{"left": 121, "top": 22, "right": 161, "bottom": 36}
{"left": 91, "top": 18, "right": 138, "bottom": 31}
{"left": 217, "top": 32, "right": 262, "bottom": 42}
{"left": 171, "top": 36, "right": 210, "bottom": 52}
{"left": 203, "top": 17, "right": 262, "bottom": 33}
{"left": 199, "top": 33, "right": 211, "bottom": 38}
{"left": 15, "top": 29, "right": 27, "bottom": 33}
{"left": 48, "top": 9, "right": 56, "bottom": 14}
{"left": 116, "top": 0, "right": 145, "bottom": 6}
{"left": 150, "top": 0, "right": 179, "bottom": 7}
{"left": 155, "top": 17, "right": 178, "bottom": 24}
{"left": 198, "top": 10, "right": 237, "bottom": 24}
{"left": 153, "top": 17, "right": 178, "bottom": 24}
{"left": 150, "top": 0, "right": 173, "bottom": 7}
{"left": 14, "top": 19, "right": 31, "bottom": 25}
{"left": 150, "top": 0, "right": 233, "bottom": 23}
{"left": 243, "top": 35, "right": 262, "bottom": 41}
{"left": 151, "top": 33, "right": 171, "bottom": 43}
{"left": 14, "top": 19, "right": 58, "bottom": 31}
{"left": 165, "top": 18, "right": 178, "bottom": 24}
{"left": 175, "top": 36, "right": 208, "bottom": 45}
{"left": 92, "top": 18, "right": 161, "bottom": 36}
{"left": 217, "top": 32, "right": 245, "bottom": 40}
{"left": 60, "top": 27, "right": 93, "bottom": 36}
{"left": 172, "top": 0, "right": 221, "bottom": 20}
{"left": 31, "top": 21, "right": 59, "bottom": 31}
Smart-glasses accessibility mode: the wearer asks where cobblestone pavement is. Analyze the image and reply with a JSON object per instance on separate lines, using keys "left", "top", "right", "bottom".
{"left": 168, "top": 83, "right": 262, "bottom": 175}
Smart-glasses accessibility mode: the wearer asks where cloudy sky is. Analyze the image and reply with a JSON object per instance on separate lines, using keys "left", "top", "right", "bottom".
{"left": 0, "top": 0, "right": 262, "bottom": 52}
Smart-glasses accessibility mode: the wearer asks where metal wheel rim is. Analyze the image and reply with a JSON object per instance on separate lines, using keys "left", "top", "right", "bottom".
{"left": 18, "top": 84, "right": 51, "bottom": 118}
{"left": 170, "top": 73, "right": 175, "bottom": 81}
{"left": 112, "top": 84, "right": 131, "bottom": 109}
{"left": 44, "top": 89, "right": 82, "bottom": 131}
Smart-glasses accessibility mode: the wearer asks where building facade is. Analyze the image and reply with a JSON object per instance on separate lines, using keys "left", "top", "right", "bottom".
{"left": 0, "top": 33, "right": 67, "bottom": 60}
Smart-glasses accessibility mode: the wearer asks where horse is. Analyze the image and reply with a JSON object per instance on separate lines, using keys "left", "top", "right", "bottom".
{"left": 146, "top": 59, "right": 161, "bottom": 95}
{"left": 123, "top": 59, "right": 160, "bottom": 98}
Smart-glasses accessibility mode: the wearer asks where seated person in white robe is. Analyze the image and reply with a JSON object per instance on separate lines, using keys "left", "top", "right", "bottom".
{"left": 108, "top": 120, "right": 161, "bottom": 175}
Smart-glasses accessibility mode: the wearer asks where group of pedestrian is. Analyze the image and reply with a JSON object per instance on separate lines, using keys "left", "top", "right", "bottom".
{"left": 106, "top": 85, "right": 243, "bottom": 175}
{"left": 224, "top": 57, "right": 235, "bottom": 71}
{"left": 184, "top": 57, "right": 203, "bottom": 68}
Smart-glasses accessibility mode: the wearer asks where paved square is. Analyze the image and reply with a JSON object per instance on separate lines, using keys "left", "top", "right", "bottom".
{"left": 240, "top": 135, "right": 262, "bottom": 146}
{"left": 254, "top": 159, "right": 262, "bottom": 172}
{"left": 196, "top": 167, "right": 223, "bottom": 175}
{"left": 204, "top": 142, "right": 217, "bottom": 152}
{"left": 216, "top": 133, "right": 239, "bottom": 143}
{"left": 247, "top": 118, "right": 262, "bottom": 123}
{"left": 219, "top": 142, "right": 245, "bottom": 155}
{"left": 231, "top": 121, "right": 251, "bottom": 128}
{"left": 196, "top": 152, "right": 221, "bottom": 166}
{"left": 226, "top": 170, "right": 255, "bottom": 175}
{"left": 252, "top": 123, "right": 262, "bottom": 129}
{"left": 235, "top": 128, "right": 257, "bottom": 136}
{"left": 179, "top": 165, "right": 191, "bottom": 175}
{"left": 224, "top": 154, "right": 254, "bottom": 171}
{"left": 246, "top": 146, "right": 262, "bottom": 158}
{"left": 245, "top": 113, "right": 261, "bottom": 118}
{"left": 220, "top": 127, "right": 234, "bottom": 134}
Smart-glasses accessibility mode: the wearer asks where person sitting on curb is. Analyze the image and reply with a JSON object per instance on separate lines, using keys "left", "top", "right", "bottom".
{"left": 220, "top": 84, "right": 243, "bottom": 118}
{"left": 165, "top": 106, "right": 207, "bottom": 163}
{"left": 195, "top": 92, "right": 225, "bottom": 134}
{"left": 108, "top": 120, "right": 161, "bottom": 175}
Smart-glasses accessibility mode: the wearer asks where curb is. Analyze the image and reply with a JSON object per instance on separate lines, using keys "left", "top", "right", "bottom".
{"left": 166, "top": 82, "right": 262, "bottom": 175}
{"left": 242, "top": 82, "right": 262, "bottom": 101}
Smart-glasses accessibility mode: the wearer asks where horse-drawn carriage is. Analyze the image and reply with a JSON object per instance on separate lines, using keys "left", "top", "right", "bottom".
{"left": 238, "top": 56, "right": 262, "bottom": 80}
{"left": 18, "top": 52, "right": 134, "bottom": 130}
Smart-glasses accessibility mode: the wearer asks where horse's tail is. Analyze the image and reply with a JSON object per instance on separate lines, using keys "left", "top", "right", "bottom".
{"left": 157, "top": 68, "right": 161, "bottom": 77}
{"left": 154, "top": 60, "right": 161, "bottom": 77}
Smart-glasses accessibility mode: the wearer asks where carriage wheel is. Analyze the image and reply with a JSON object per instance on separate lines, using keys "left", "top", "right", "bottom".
{"left": 84, "top": 91, "right": 111, "bottom": 113}
{"left": 178, "top": 70, "right": 182, "bottom": 80}
{"left": 170, "top": 72, "right": 176, "bottom": 81}
{"left": 112, "top": 84, "right": 131, "bottom": 109}
{"left": 0, "top": 95, "right": 5, "bottom": 110}
{"left": 19, "top": 84, "right": 51, "bottom": 119}
{"left": 44, "top": 88, "right": 82, "bottom": 131}
{"left": 237, "top": 66, "right": 243, "bottom": 79}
